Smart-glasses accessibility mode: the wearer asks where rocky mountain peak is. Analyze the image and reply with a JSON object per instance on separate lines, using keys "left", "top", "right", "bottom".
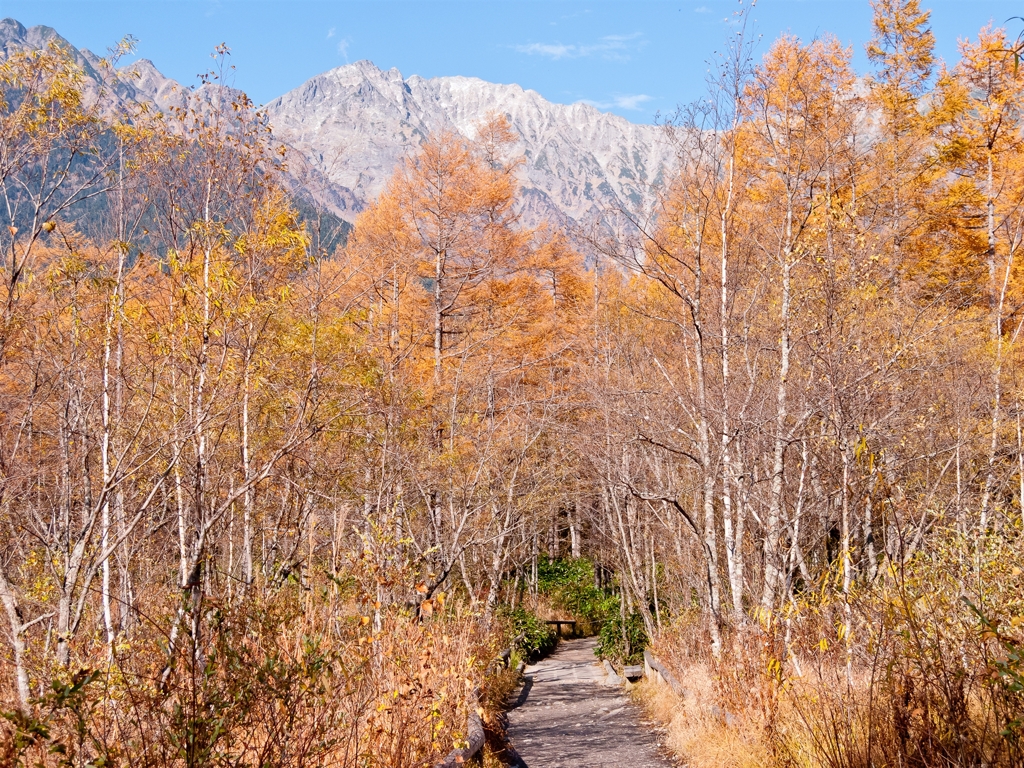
{"left": 265, "top": 59, "right": 673, "bottom": 226}
{"left": 2, "top": 19, "right": 674, "bottom": 228}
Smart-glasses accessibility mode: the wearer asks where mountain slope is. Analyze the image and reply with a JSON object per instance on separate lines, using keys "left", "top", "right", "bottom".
{"left": 1, "top": 19, "right": 673, "bottom": 227}
{"left": 0, "top": 18, "right": 183, "bottom": 113}
{"left": 266, "top": 60, "right": 673, "bottom": 225}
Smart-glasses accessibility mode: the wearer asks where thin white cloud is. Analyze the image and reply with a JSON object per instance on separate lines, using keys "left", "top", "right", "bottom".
{"left": 694, "top": 5, "right": 710, "bottom": 12}
{"left": 517, "top": 42, "right": 577, "bottom": 59}
{"left": 580, "top": 93, "right": 653, "bottom": 112}
{"left": 613, "top": 94, "right": 653, "bottom": 111}
{"left": 327, "top": 27, "right": 336, "bottom": 39}
{"left": 337, "top": 38, "right": 351, "bottom": 62}
{"left": 513, "top": 32, "right": 645, "bottom": 62}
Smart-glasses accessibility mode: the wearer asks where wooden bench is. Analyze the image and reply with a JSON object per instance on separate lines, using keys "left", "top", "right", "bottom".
{"left": 545, "top": 620, "right": 577, "bottom": 637}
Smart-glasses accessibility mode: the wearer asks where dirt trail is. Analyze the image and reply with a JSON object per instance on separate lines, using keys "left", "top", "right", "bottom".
{"left": 505, "top": 637, "right": 675, "bottom": 768}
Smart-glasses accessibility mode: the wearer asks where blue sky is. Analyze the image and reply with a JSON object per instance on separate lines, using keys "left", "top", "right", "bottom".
{"left": 4, "top": 1, "right": 1019, "bottom": 123}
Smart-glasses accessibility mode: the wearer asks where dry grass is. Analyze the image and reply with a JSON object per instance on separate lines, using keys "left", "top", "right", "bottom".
{"left": 528, "top": 594, "right": 561, "bottom": 622}
{"left": 1, "top": 587, "right": 500, "bottom": 768}
{"left": 631, "top": 662, "right": 771, "bottom": 768}
{"left": 637, "top": 545, "right": 1024, "bottom": 768}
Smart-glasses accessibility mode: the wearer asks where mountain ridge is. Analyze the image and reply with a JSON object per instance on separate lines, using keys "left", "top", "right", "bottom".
{"left": 1, "top": 18, "right": 673, "bottom": 227}
{"left": 264, "top": 58, "right": 673, "bottom": 225}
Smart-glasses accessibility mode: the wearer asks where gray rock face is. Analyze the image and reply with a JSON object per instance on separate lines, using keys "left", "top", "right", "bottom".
{"left": 265, "top": 60, "right": 674, "bottom": 225}
{"left": 2, "top": 18, "right": 674, "bottom": 226}
{"left": 120, "top": 57, "right": 188, "bottom": 113}
{"left": 0, "top": 18, "right": 183, "bottom": 113}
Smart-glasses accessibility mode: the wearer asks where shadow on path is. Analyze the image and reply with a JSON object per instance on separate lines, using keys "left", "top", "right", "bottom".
{"left": 505, "top": 637, "right": 675, "bottom": 768}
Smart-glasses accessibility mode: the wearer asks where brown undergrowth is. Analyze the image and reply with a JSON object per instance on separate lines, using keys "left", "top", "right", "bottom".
{"left": 631, "top": 656, "right": 771, "bottom": 768}
{"left": 0, "top": 582, "right": 510, "bottom": 768}
{"left": 638, "top": 528, "right": 1024, "bottom": 768}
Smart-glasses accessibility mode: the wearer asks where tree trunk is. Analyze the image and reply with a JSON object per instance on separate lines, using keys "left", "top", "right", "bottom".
{"left": 761, "top": 232, "right": 793, "bottom": 615}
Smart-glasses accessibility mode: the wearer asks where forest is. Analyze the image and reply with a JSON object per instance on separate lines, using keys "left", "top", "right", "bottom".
{"left": 1, "top": 0, "right": 1023, "bottom": 765}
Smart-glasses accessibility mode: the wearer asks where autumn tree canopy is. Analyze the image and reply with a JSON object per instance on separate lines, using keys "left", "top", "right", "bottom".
{"left": 2, "top": 3, "right": 1024, "bottom": 765}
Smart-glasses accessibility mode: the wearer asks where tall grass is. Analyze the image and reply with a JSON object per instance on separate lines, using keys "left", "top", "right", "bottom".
{"left": 639, "top": 526, "right": 1024, "bottom": 768}
{"left": 1, "top": 581, "right": 500, "bottom": 767}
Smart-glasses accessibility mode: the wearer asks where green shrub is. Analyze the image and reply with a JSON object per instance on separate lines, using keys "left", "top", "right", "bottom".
{"left": 595, "top": 600, "right": 648, "bottom": 666}
{"left": 496, "top": 605, "right": 557, "bottom": 660}
{"left": 537, "top": 554, "right": 594, "bottom": 593}
{"left": 537, "top": 555, "right": 613, "bottom": 633}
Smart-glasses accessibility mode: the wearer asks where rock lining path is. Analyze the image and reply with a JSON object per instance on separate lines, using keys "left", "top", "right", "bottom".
{"left": 505, "top": 637, "right": 676, "bottom": 768}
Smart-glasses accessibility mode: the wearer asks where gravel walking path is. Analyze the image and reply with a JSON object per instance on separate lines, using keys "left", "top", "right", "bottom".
{"left": 505, "top": 637, "right": 676, "bottom": 768}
